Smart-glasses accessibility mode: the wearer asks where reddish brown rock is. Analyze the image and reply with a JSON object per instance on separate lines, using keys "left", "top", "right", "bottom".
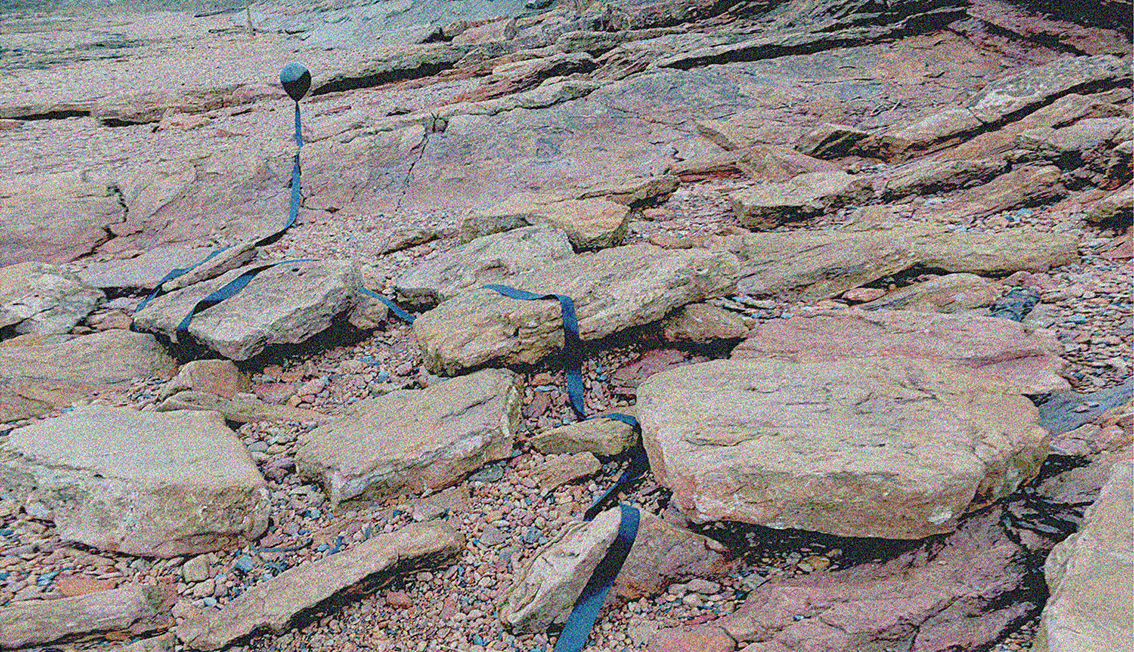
{"left": 648, "top": 625, "right": 736, "bottom": 652}
{"left": 160, "top": 359, "right": 250, "bottom": 400}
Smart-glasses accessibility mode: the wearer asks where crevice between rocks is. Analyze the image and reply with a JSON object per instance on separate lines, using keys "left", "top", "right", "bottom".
{"left": 311, "top": 61, "right": 459, "bottom": 97}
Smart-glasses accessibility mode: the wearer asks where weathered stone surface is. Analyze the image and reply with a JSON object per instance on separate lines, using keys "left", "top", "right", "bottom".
{"left": 79, "top": 242, "right": 257, "bottom": 291}
{"left": 648, "top": 626, "right": 736, "bottom": 652}
{"left": 879, "top": 107, "right": 984, "bottom": 159}
{"left": 661, "top": 302, "right": 749, "bottom": 342}
{"left": 1035, "top": 460, "right": 1134, "bottom": 652}
{"left": 160, "top": 359, "right": 249, "bottom": 400}
{"left": 881, "top": 156, "right": 1008, "bottom": 198}
{"left": 0, "top": 406, "right": 269, "bottom": 556}
{"left": 796, "top": 123, "right": 877, "bottom": 159}
{"left": 176, "top": 522, "right": 464, "bottom": 651}
{"left": 0, "top": 329, "right": 177, "bottom": 422}
{"left": 395, "top": 226, "right": 574, "bottom": 308}
{"left": 638, "top": 358, "right": 1049, "bottom": 538}
{"left": 732, "top": 309, "right": 1068, "bottom": 393}
{"left": 1017, "top": 117, "right": 1129, "bottom": 165}
{"left": 736, "top": 144, "right": 840, "bottom": 182}
{"left": 500, "top": 507, "right": 731, "bottom": 633}
{"left": 1086, "top": 183, "right": 1133, "bottom": 225}
{"left": 415, "top": 245, "right": 739, "bottom": 375}
{"left": 158, "top": 391, "right": 327, "bottom": 424}
{"left": 0, "top": 173, "right": 125, "bottom": 266}
{"left": 915, "top": 165, "right": 1065, "bottom": 222}
{"left": 530, "top": 415, "right": 640, "bottom": 457}
{"left": 0, "top": 585, "right": 167, "bottom": 648}
{"left": 730, "top": 171, "right": 872, "bottom": 227}
{"left": 297, "top": 369, "right": 523, "bottom": 504}
{"left": 464, "top": 194, "right": 630, "bottom": 250}
{"left": 911, "top": 226, "right": 1079, "bottom": 274}
{"left": 0, "top": 262, "right": 103, "bottom": 337}
{"left": 533, "top": 452, "right": 601, "bottom": 492}
{"left": 858, "top": 273, "right": 1001, "bottom": 313}
{"left": 966, "top": 55, "right": 1129, "bottom": 125}
{"left": 134, "top": 260, "right": 362, "bottom": 360}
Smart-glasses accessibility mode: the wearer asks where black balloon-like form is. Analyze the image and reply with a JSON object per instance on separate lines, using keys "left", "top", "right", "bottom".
{"left": 280, "top": 63, "right": 311, "bottom": 102}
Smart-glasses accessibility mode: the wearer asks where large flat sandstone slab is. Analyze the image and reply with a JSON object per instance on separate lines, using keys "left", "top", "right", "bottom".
{"left": 414, "top": 245, "right": 740, "bottom": 375}
{"left": 296, "top": 368, "right": 523, "bottom": 504}
{"left": 0, "top": 406, "right": 269, "bottom": 556}
{"left": 637, "top": 359, "right": 1049, "bottom": 539}
{"left": 134, "top": 260, "right": 362, "bottom": 360}
{"left": 732, "top": 309, "right": 1069, "bottom": 394}
{"left": 0, "top": 585, "right": 167, "bottom": 648}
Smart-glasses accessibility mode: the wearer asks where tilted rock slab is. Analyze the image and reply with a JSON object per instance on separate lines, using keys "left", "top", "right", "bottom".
{"left": 730, "top": 170, "right": 873, "bottom": 227}
{"left": 1035, "top": 460, "right": 1133, "bottom": 652}
{"left": 0, "top": 585, "right": 168, "bottom": 648}
{"left": 637, "top": 358, "right": 1049, "bottom": 539}
{"left": 500, "top": 507, "right": 731, "bottom": 633}
{"left": 297, "top": 369, "right": 523, "bottom": 504}
{"left": 857, "top": 273, "right": 1001, "bottom": 313}
{"left": 0, "top": 262, "right": 103, "bottom": 336}
{"left": 0, "top": 406, "right": 269, "bottom": 556}
{"left": 176, "top": 522, "right": 464, "bottom": 651}
{"left": 394, "top": 226, "right": 574, "bottom": 308}
{"left": 462, "top": 194, "right": 630, "bottom": 250}
{"left": 732, "top": 309, "right": 1069, "bottom": 394}
{"left": 414, "top": 245, "right": 740, "bottom": 375}
{"left": 134, "top": 260, "right": 362, "bottom": 360}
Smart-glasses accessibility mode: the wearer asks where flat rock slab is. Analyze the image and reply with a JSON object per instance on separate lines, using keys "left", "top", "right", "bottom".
{"left": 414, "top": 245, "right": 740, "bottom": 375}
{"left": 394, "top": 226, "right": 574, "bottom": 308}
{"left": 0, "top": 406, "right": 269, "bottom": 556}
{"left": 296, "top": 368, "right": 523, "bottom": 504}
{"left": 857, "top": 273, "right": 1001, "bottom": 313}
{"left": 637, "top": 358, "right": 1049, "bottom": 539}
{"left": 79, "top": 242, "right": 257, "bottom": 291}
{"left": 0, "top": 585, "right": 167, "bottom": 648}
{"left": 134, "top": 260, "right": 361, "bottom": 360}
{"left": 0, "top": 262, "right": 103, "bottom": 336}
{"left": 158, "top": 391, "right": 327, "bottom": 424}
{"left": 0, "top": 173, "right": 125, "bottom": 266}
{"left": 730, "top": 171, "right": 872, "bottom": 227}
{"left": 0, "top": 329, "right": 177, "bottom": 422}
{"left": 463, "top": 194, "right": 630, "bottom": 250}
{"left": 530, "top": 415, "right": 640, "bottom": 457}
{"left": 731, "top": 309, "right": 1069, "bottom": 393}
{"left": 500, "top": 507, "right": 731, "bottom": 633}
{"left": 176, "top": 522, "right": 464, "bottom": 651}
{"left": 1036, "top": 460, "right": 1133, "bottom": 652}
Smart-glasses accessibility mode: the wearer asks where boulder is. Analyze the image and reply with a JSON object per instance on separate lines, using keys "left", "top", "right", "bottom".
{"left": 637, "top": 358, "right": 1049, "bottom": 539}
{"left": 0, "top": 262, "right": 103, "bottom": 337}
{"left": 1035, "top": 460, "right": 1134, "bottom": 652}
{"left": 530, "top": 415, "right": 640, "bottom": 457}
{"left": 730, "top": 171, "right": 873, "bottom": 227}
{"left": 176, "top": 522, "right": 464, "bottom": 651}
{"left": 394, "top": 226, "right": 574, "bottom": 308}
{"left": 0, "top": 406, "right": 270, "bottom": 556}
{"left": 0, "top": 329, "right": 178, "bottom": 422}
{"left": 463, "top": 194, "right": 630, "bottom": 250}
{"left": 0, "top": 585, "right": 168, "bottom": 649}
{"left": 160, "top": 359, "right": 249, "bottom": 400}
{"left": 133, "top": 260, "right": 362, "bottom": 360}
{"left": 0, "top": 173, "right": 126, "bottom": 266}
{"left": 857, "top": 273, "right": 1001, "bottom": 313}
{"left": 296, "top": 368, "right": 523, "bottom": 504}
{"left": 661, "top": 302, "right": 749, "bottom": 342}
{"left": 500, "top": 507, "right": 731, "bottom": 633}
{"left": 414, "top": 245, "right": 739, "bottom": 375}
{"left": 731, "top": 309, "right": 1069, "bottom": 393}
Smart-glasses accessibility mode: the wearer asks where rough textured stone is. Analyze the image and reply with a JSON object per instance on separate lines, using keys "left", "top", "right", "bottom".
{"left": 638, "top": 358, "right": 1049, "bottom": 539}
{"left": 732, "top": 309, "right": 1068, "bottom": 393}
{"left": 661, "top": 302, "right": 749, "bottom": 342}
{"left": 160, "top": 359, "right": 250, "bottom": 400}
{"left": 881, "top": 156, "right": 1008, "bottom": 198}
{"left": 530, "top": 415, "right": 640, "bottom": 457}
{"left": 0, "top": 585, "right": 167, "bottom": 648}
{"left": 965, "top": 55, "right": 1129, "bottom": 125}
{"left": 415, "top": 245, "right": 739, "bottom": 375}
{"left": 648, "top": 626, "right": 737, "bottom": 652}
{"left": 0, "top": 173, "right": 126, "bottom": 266}
{"left": 79, "top": 242, "right": 257, "bottom": 292}
{"left": 858, "top": 273, "right": 1001, "bottom": 313}
{"left": 157, "top": 391, "right": 327, "bottom": 424}
{"left": 0, "top": 262, "right": 103, "bottom": 337}
{"left": 1086, "top": 183, "right": 1132, "bottom": 225}
{"left": 134, "top": 260, "right": 362, "bottom": 360}
{"left": 0, "top": 406, "right": 269, "bottom": 556}
{"left": 463, "top": 194, "right": 630, "bottom": 250}
{"left": 736, "top": 144, "right": 840, "bottom": 182}
{"left": 533, "top": 452, "right": 602, "bottom": 492}
{"left": 176, "top": 522, "right": 464, "bottom": 651}
{"left": 394, "top": 226, "right": 574, "bottom": 308}
{"left": 730, "top": 171, "right": 872, "bottom": 227}
{"left": 500, "top": 507, "right": 731, "bottom": 633}
{"left": 1035, "top": 460, "right": 1134, "bottom": 652}
{"left": 296, "top": 369, "right": 523, "bottom": 504}
{"left": 915, "top": 165, "right": 1065, "bottom": 222}
{"left": 0, "top": 329, "right": 177, "bottom": 422}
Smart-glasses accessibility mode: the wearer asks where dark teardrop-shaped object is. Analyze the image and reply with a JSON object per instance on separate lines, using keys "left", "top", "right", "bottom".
{"left": 280, "top": 63, "right": 311, "bottom": 102}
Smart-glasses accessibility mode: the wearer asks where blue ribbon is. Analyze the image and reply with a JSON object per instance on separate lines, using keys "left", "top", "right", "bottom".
{"left": 175, "top": 259, "right": 315, "bottom": 337}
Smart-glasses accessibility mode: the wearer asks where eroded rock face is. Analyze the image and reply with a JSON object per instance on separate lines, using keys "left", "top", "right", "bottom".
{"left": 732, "top": 308, "right": 1069, "bottom": 393}
{"left": 463, "top": 194, "right": 630, "bottom": 250}
{"left": 0, "top": 585, "right": 168, "bottom": 649}
{"left": 0, "top": 406, "right": 269, "bottom": 556}
{"left": 1035, "top": 460, "right": 1134, "bottom": 652}
{"left": 296, "top": 368, "right": 523, "bottom": 504}
{"left": 500, "top": 507, "right": 731, "bottom": 633}
{"left": 857, "top": 273, "right": 1001, "bottom": 313}
{"left": 0, "top": 174, "right": 125, "bottom": 266}
{"left": 0, "top": 262, "right": 103, "bottom": 337}
{"left": 414, "top": 245, "right": 740, "bottom": 375}
{"left": 176, "top": 522, "right": 464, "bottom": 651}
{"left": 638, "top": 358, "right": 1049, "bottom": 539}
{"left": 133, "top": 260, "right": 362, "bottom": 360}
